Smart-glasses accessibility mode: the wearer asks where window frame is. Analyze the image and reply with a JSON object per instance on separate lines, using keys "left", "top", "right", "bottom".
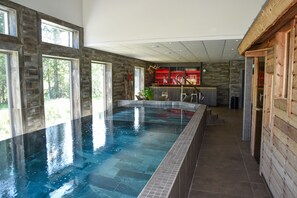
{"left": 41, "top": 19, "right": 79, "bottom": 49}
{"left": 0, "top": 9, "right": 9, "bottom": 34}
{"left": 274, "top": 21, "right": 294, "bottom": 100}
{"left": 283, "top": 29, "right": 292, "bottom": 99}
{"left": 0, "top": 5, "right": 17, "bottom": 37}
{"left": 42, "top": 55, "right": 80, "bottom": 126}
{"left": 0, "top": 49, "right": 22, "bottom": 139}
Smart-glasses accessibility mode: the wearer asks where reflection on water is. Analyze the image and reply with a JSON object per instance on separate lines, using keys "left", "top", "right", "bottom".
{"left": 0, "top": 107, "right": 193, "bottom": 197}
{"left": 46, "top": 122, "right": 73, "bottom": 175}
{"left": 0, "top": 141, "right": 17, "bottom": 197}
{"left": 134, "top": 107, "right": 145, "bottom": 132}
{"left": 92, "top": 112, "right": 107, "bottom": 151}
{"left": 49, "top": 180, "right": 76, "bottom": 197}
{"left": 134, "top": 107, "right": 140, "bottom": 131}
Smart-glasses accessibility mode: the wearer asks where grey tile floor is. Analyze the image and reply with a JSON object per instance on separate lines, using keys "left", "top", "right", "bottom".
{"left": 188, "top": 107, "right": 272, "bottom": 198}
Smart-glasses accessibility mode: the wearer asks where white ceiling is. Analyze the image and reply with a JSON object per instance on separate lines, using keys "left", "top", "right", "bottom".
{"left": 82, "top": 0, "right": 267, "bottom": 63}
{"left": 92, "top": 39, "right": 243, "bottom": 63}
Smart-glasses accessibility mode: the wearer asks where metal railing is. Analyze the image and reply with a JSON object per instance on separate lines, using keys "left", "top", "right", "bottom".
{"left": 175, "top": 75, "right": 204, "bottom": 103}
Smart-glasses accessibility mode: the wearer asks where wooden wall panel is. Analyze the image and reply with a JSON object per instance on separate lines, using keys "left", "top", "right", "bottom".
{"left": 272, "top": 134, "right": 287, "bottom": 158}
{"left": 284, "top": 179, "right": 296, "bottom": 198}
{"left": 266, "top": 48, "right": 275, "bottom": 74}
{"left": 275, "top": 116, "right": 297, "bottom": 143}
{"left": 290, "top": 101, "right": 297, "bottom": 117}
{"left": 261, "top": 152, "right": 271, "bottom": 182}
{"left": 261, "top": 127, "right": 271, "bottom": 175}
{"left": 275, "top": 33, "right": 285, "bottom": 97}
{"left": 270, "top": 163, "right": 284, "bottom": 198}
{"left": 273, "top": 126, "right": 289, "bottom": 146}
{"left": 293, "top": 27, "right": 297, "bottom": 78}
{"left": 272, "top": 147, "right": 286, "bottom": 176}
{"left": 287, "top": 150, "right": 297, "bottom": 176}
{"left": 262, "top": 127, "right": 271, "bottom": 140}
{"left": 285, "top": 163, "right": 297, "bottom": 196}
{"left": 291, "top": 89, "right": 297, "bottom": 101}
{"left": 274, "top": 98, "right": 288, "bottom": 112}
{"left": 264, "top": 73, "right": 273, "bottom": 129}
{"left": 292, "top": 76, "right": 297, "bottom": 89}
{"left": 287, "top": 137, "right": 297, "bottom": 168}
{"left": 263, "top": 121, "right": 297, "bottom": 198}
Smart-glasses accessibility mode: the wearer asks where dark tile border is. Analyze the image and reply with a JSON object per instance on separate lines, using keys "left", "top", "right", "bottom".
{"left": 118, "top": 100, "right": 207, "bottom": 197}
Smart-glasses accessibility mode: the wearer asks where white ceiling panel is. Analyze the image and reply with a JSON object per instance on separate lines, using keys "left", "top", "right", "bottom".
{"left": 203, "top": 40, "right": 226, "bottom": 62}
{"left": 182, "top": 41, "right": 208, "bottom": 61}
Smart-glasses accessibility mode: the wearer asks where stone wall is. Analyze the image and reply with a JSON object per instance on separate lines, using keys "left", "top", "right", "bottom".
{"left": 82, "top": 48, "right": 149, "bottom": 116}
{"left": 201, "top": 62, "right": 230, "bottom": 106}
{"left": 0, "top": 1, "right": 149, "bottom": 134}
{"left": 229, "top": 60, "right": 245, "bottom": 108}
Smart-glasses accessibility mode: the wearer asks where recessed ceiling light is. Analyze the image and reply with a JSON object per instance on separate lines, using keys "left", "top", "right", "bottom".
{"left": 236, "top": 40, "right": 239, "bottom": 42}
{"left": 231, "top": 48, "right": 234, "bottom": 51}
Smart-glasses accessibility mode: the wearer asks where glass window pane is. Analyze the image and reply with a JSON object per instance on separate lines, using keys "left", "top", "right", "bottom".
{"left": 134, "top": 68, "right": 140, "bottom": 99}
{"left": 0, "top": 10, "right": 8, "bottom": 35}
{"left": 0, "top": 53, "right": 11, "bottom": 141}
{"left": 43, "top": 57, "right": 71, "bottom": 127}
{"left": 41, "top": 20, "right": 74, "bottom": 48}
{"left": 92, "top": 63, "right": 105, "bottom": 113}
{"left": 134, "top": 67, "right": 144, "bottom": 100}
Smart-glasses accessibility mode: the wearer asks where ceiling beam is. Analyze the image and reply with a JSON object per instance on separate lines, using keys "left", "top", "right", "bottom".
{"left": 238, "top": 0, "right": 297, "bottom": 55}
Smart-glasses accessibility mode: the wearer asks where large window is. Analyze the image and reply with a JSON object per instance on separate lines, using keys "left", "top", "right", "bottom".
{"left": 41, "top": 19, "right": 78, "bottom": 48}
{"left": 0, "top": 50, "right": 22, "bottom": 139}
{"left": 43, "top": 57, "right": 72, "bottom": 127}
{"left": 0, "top": 5, "right": 17, "bottom": 36}
{"left": 0, "top": 53, "right": 11, "bottom": 141}
{"left": 134, "top": 66, "right": 144, "bottom": 99}
{"left": 91, "top": 62, "right": 105, "bottom": 113}
{"left": 91, "top": 62, "right": 112, "bottom": 114}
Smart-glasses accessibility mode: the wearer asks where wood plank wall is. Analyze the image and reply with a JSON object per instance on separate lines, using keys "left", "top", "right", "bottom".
{"left": 260, "top": 18, "right": 297, "bottom": 198}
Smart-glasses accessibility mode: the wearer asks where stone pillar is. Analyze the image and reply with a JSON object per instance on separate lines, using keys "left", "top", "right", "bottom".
{"left": 72, "top": 60, "right": 81, "bottom": 120}
{"left": 242, "top": 57, "right": 253, "bottom": 141}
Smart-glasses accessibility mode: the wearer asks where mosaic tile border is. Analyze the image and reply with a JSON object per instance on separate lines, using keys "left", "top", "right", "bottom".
{"left": 118, "top": 100, "right": 207, "bottom": 197}
{"left": 117, "top": 100, "right": 200, "bottom": 112}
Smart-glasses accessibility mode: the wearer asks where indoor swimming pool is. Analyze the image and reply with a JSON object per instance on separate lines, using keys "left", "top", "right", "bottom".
{"left": 0, "top": 106, "right": 194, "bottom": 197}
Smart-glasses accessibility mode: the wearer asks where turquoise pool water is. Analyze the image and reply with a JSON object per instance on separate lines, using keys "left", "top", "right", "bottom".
{"left": 0, "top": 107, "right": 193, "bottom": 197}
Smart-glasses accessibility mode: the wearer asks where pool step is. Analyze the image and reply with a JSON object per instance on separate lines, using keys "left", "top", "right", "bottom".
{"left": 206, "top": 108, "right": 225, "bottom": 125}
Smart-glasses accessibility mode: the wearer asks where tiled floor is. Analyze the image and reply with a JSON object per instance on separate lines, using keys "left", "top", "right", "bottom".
{"left": 188, "top": 107, "right": 272, "bottom": 198}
